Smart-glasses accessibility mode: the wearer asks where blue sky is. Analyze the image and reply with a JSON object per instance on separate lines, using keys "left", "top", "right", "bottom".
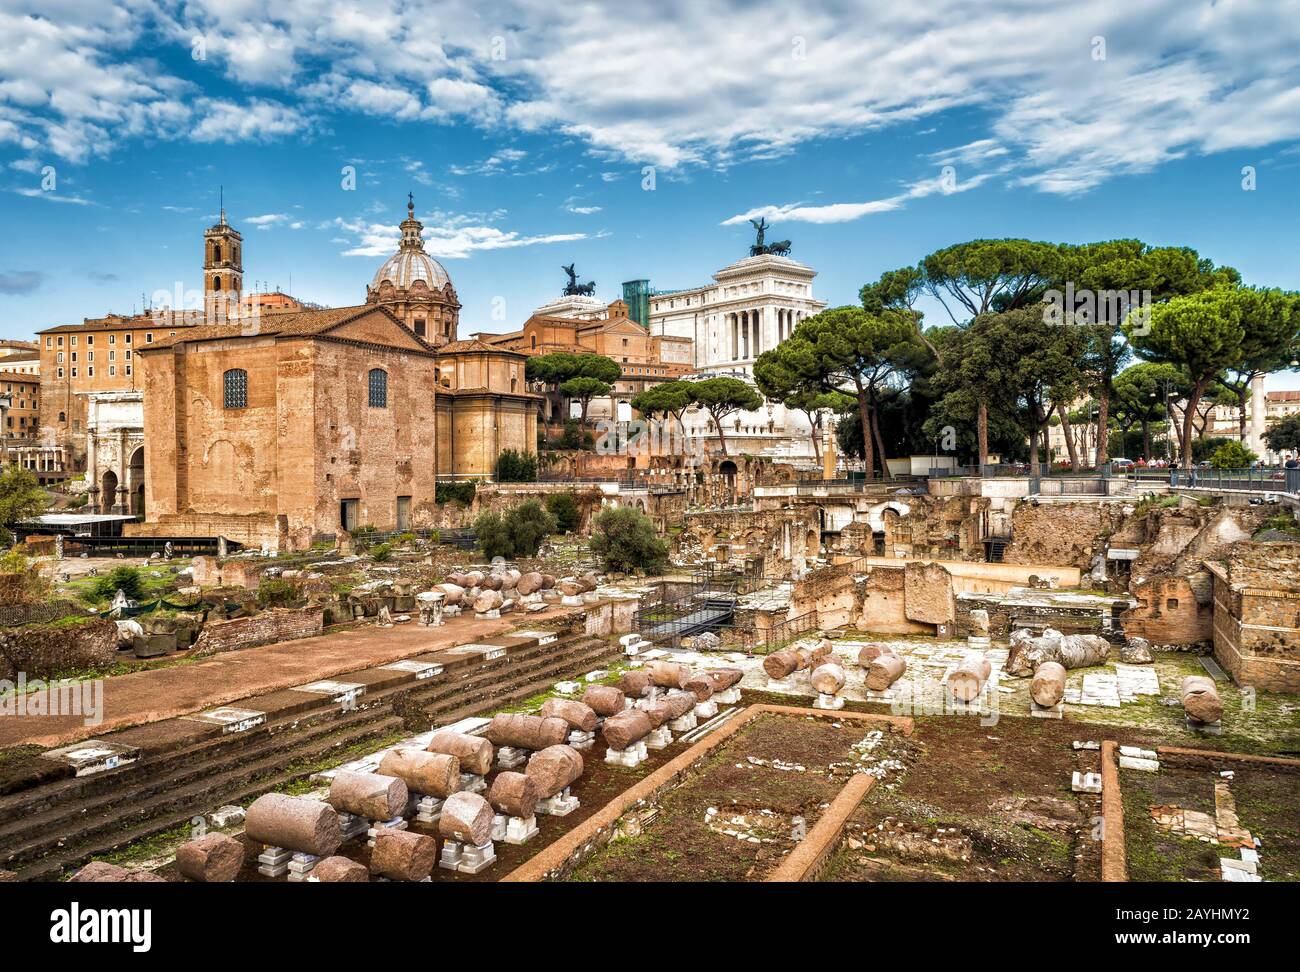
{"left": 4, "top": 0, "right": 1300, "bottom": 388}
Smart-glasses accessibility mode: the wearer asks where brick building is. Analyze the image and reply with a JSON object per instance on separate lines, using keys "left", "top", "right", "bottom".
{"left": 134, "top": 304, "right": 442, "bottom": 549}
{"left": 1208, "top": 543, "right": 1300, "bottom": 693}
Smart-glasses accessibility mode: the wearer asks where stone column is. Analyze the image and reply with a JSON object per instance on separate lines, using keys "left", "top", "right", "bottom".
{"left": 1249, "top": 374, "right": 1267, "bottom": 456}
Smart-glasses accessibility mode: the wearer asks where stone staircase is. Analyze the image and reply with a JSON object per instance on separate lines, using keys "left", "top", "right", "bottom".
{"left": 0, "top": 627, "right": 618, "bottom": 881}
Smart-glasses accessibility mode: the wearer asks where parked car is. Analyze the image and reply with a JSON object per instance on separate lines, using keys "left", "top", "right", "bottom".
{"left": 1111, "top": 458, "right": 1135, "bottom": 470}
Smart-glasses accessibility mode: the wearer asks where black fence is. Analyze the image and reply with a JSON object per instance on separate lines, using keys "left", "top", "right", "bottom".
{"left": 67, "top": 535, "right": 238, "bottom": 557}
{"left": 1134, "top": 466, "right": 1300, "bottom": 494}
{"left": 633, "top": 579, "right": 739, "bottom": 649}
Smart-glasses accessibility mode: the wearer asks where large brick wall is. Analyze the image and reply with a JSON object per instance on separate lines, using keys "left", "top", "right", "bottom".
{"left": 0, "top": 619, "right": 118, "bottom": 681}
{"left": 1121, "top": 573, "right": 1214, "bottom": 647}
{"left": 1209, "top": 559, "right": 1300, "bottom": 693}
{"left": 1003, "top": 501, "right": 1122, "bottom": 568}
{"left": 191, "top": 607, "right": 323, "bottom": 654}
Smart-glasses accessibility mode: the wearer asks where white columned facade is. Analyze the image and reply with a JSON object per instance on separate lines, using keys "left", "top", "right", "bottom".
{"left": 645, "top": 253, "right": 827, "bottom": 461}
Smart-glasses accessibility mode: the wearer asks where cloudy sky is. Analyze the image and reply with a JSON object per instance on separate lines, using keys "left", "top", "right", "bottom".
{"left": 3, "top": 0, "right": 1300, "bottom": 383}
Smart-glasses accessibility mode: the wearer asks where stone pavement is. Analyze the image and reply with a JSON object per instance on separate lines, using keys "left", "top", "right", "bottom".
{"left": 0, "top": 605, "right": 573, "bottom": 751}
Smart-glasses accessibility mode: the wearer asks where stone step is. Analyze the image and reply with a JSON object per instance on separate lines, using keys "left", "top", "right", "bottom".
{"left": 2, "top": 635, "right": 618, "bottom": 878}
{"left": 12, "top": 713, "right": 408, "bottom": 882}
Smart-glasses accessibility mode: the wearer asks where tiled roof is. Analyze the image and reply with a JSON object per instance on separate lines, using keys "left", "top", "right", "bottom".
{"left": 40, "top": 311, "right": 198, "bottom": 334}
{"left": 138, "top": 305, "right": 429, "bottom": 351}
{"left": 440, "top": 339, "right": 524, "bottom": 355}
{"left": 1267, "top": 390, "right": 1300, "bottom": 402}
{"left": 0, "top": 371, "right": 39, "bottom": 383}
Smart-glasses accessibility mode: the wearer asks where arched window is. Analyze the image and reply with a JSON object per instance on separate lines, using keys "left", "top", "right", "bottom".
{"left": 223, "top": 368, "right": 247, "bottom": 409}
{"left": 368, "top": 368, "right": 388, "bottom": 408}
{"left": 213, "top": 243, "right": 222, "bottom": 262}
{"left": 213, "top": 277, "right": 222, "bottom": 291}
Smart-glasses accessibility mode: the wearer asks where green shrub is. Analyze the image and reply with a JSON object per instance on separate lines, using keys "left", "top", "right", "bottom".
{"left": 370, "top": 542, "right": 393, "bottom": 563}
{"left": 0, "top": 549, "right": 48, "bottom": 602}
{"left": 395, "top": 532, "right": 417, "bottom": 546}
{"left": 589, "top": 507, "right": 668, "bottom": 574}
{"left": 436, "top": 481, "right": 477, "bottom": 506}
{"left": 475, "top": 500, "right": 557, "bottom": 560}
{"left": 545, "top": 492, "right": 581, "bottom": 534}
{"left": 495, "top": 449, "right": 538, "bottom": 483}
{"left": 257, "top": 577, "right": 296, "bottom": 607}
{"left": 558, "top": 419, "right": 583, "bottom": 450}
{"left": 92, "top": 565, "right": 144, "bottom": 602}
{"left": 1209, "top": 441, "right": 1258, "bottom": 469}
{"left": 1192, "top": 436, "right": 1232, "bottom": 464}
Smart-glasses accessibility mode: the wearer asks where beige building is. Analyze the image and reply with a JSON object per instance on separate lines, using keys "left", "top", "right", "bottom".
{"left": 435, "top": 340, "right": 538, "bottom": 480}
{"left": 479, "top": 297, "right": 693, "bottom": 422}
{"left": 135, "top": 305, "right": 442, "bottom": 549}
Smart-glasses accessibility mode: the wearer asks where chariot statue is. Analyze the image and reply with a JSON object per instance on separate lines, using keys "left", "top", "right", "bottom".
{"left": 748, "top": 217, "right": 792, "bottom": 257}
{"left": 562, "top": 263, "right": 597, "bottom": 297}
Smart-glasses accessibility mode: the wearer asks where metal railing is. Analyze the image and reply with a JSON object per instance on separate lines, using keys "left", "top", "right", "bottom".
{"left": 761, "top": 610, "right": 820, "bottom": 654}
{"left": 1155, "top": 466, "right": 1300, "bottom": 494}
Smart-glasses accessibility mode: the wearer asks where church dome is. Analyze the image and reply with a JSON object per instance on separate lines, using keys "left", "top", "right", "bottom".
{"left": 371, "top": 249, "right": 451, "bottom": 290}
{"left": 369, "top": 195, "right": 452, "bottom": 292}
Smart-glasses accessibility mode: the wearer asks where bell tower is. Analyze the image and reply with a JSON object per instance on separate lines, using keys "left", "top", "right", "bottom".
{"left": 204, "top": 192, "right": 243, "bottom": 322}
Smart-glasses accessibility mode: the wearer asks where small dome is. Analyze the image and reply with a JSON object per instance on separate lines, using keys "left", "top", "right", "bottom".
{"left": 371, "top": 250, "right": 451, "bottom": 291}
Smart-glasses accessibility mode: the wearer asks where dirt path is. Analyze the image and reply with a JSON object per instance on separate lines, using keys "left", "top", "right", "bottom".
{"left": 0, "top": 606, "right": 571, "bottom": 750}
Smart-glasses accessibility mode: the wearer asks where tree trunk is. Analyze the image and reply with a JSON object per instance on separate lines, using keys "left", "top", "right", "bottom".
{"left": 1181, "top": 377, "right": 1208, "bottom": 470}
{"left": 870, "top": 403, "right": 892, "bottom": 479}
{"left": 807, "top": 412, "right": 821, "bottom": 462}
{"left": 856, "top": 385, "right": 874, "bottom": 479}
{"left": 712, "top": 410, "right": 729, "bottom": 456}
{"left": 1095, "top": 389, "right": 1110, "bottom": 465}
{"left": 1141, "top": 418, "right": 1151, "bottom": 460}
{"left": 1057, "top": 404, "right": 1079, "bottom": 468}
{"left": 977, "top": 400, "right": 989, "bottom": 471}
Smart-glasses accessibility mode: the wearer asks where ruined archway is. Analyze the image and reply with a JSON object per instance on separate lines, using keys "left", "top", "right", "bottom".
{"left": 806, "top": 529, "right": 820, "bottom": 559}
{"left": 127, "top": 447, "right": 145, "bottom": 517}
{"left": 100, "top": 469, "right": 118, "bottom": 514}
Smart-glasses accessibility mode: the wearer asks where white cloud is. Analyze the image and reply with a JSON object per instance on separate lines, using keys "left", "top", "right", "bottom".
{"left": 189, "top": 98, "right": 307, "bottom": 142}
{"left": 11, "top": 186, "right": 93, "bottom": 205}
{"left": 3, "top": 0, "right": 1300, "bottom": 196}
{"left": 724, "top": 172, "right": 992, "bottom": 225}
{"left": 330, "top": 209, "right": 588, "bottom": 259}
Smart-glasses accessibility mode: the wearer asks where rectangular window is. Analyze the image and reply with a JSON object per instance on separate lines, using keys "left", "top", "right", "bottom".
{"left": 146, "top": 333, "right": 153, "bottom": 343}
{"left": 45, "top": 337, "right": 52, "bottom": 348}
{"left": 87, "top": 366, "right": 93, "bottom": 377}
{"left": 71, "top": 368, "right": 77, "bottom": 377}
{"left": 86, "top": 335, "right": 93, "bottom": 346}
{"left": 109, "top": 366, "right": 116, "bottom": 376}
{"left": 125, "top": 333, "right": 132, "bottom": 345}
{"left": 108, "top": 334, "right": 115, "bottom": 344}
{"left": 87, "top": 351, "right": 93, "bottom": 362}
{"left": 71, "top": 336, "right": 77, "bottom": 347}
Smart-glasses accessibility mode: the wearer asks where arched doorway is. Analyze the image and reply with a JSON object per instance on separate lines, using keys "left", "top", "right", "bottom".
{"left": 806, "top": 529, "right": 820, "bottom": 559}
{"left": 128, "top": 447, "right": 145, "bottom": 517}
{"left": 718, "top": 459, "right": 737, "bottom": 503}
{"left": 100, "top": 469, "right": 118, "bottom": 514}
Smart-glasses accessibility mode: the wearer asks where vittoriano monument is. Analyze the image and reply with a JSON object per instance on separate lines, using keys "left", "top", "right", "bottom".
{"left": 749, "top": 217, "right": 792, "bottom": 257}
{"left": 562, "top": 263, "right": 597, "bottom": 297}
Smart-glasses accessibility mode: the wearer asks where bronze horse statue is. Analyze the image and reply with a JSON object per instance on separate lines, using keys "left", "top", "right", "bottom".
{"left": 748, "top": 217, "right": 791, "bottom": 257}
{"left": 562, "top": 263, "right": 596, "bottom": 296}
